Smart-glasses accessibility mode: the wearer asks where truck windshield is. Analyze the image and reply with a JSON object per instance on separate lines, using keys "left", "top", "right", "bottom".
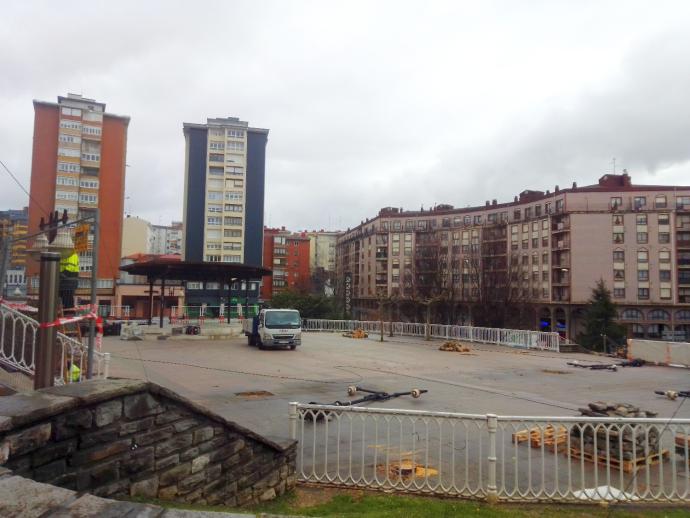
{"left": 265, "top": 311, "right": 301, "bottom": 329}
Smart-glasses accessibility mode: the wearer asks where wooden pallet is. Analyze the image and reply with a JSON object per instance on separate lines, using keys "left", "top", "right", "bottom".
{"left": 512, "top": 425, "right": 568, "bottom": 450}
{"left": 568, "top": 447, "right": 669, "bottom": 473}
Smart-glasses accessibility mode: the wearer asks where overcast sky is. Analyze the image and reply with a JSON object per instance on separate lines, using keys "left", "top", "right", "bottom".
{"left": 2, "top": 1, "right": 690, "bottom": 232}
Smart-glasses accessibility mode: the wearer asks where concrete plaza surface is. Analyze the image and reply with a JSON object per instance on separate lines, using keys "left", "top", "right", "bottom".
{"left": 104, "top": 332, "right": 690, "bottom": 439}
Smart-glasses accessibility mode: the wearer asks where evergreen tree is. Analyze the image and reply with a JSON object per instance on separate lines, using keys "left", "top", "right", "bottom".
{"left": 579, "top": 279, "right": 625, "bottom": 351}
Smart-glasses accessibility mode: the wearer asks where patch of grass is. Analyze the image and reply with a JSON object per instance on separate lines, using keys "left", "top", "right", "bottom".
{"left": 131, "top": 490, "right": 688, "bottom": 518}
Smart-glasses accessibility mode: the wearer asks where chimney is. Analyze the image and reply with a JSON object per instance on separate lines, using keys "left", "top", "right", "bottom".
{"left": 555, "top": 185, "right": 560, "bottom": 193}
{"left": 514, "top": 196, "right": 518, "bottom": 202}
{"left": 572, "top": 182, "right": 577, "bottom": 189}
{"left": 492, "top": 199, "right": 497, "bottom": 205}
{"left": 485, "top": 200, "right": 490, "bottom": 206}
{"left": 546, "top": 190, "right": 550, "bottom": 195}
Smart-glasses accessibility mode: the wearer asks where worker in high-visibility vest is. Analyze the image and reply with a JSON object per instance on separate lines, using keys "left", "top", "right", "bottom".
{"left": 59, "top": 250, "right": 80, "bottom": 309}
{"left": 66, "top": 360, "right": 80, "bottom": 382}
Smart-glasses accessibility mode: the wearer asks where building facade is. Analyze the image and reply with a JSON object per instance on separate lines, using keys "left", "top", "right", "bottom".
{"left": 305, "top": 230, "right": 338, "bottom": 296}
{"left": 27, "top": 93, "right": 129, "bottom": 306}
{"left": 181, "top": 117, "right": 268, "bottom": 306}
{"left": 0, "top": 207, "right": 28, "bottom": 298}
{"left": 336, "top": 173, "right": 690, "bottom": 341}
{"left": 122, "top": 217, "right": 183, "bottom": 257}
{"left": 151, "top": 221, "right": 183, "bottom": 255}
{"left": 261, "top": 227, "right": 310, "bottom": 300}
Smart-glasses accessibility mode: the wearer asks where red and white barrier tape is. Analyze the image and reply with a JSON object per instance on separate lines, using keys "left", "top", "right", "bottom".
{"left": 39, "top": 304, "right": 98, "bottom": 329}
{"left": 0, "top": 299, "right": 38, "bottom": 313}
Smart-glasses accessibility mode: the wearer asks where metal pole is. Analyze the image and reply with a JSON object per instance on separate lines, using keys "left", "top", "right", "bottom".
{"left": 87, "top": 208, "right": 99, "bottom": 379}
{"left": 35, "top": 252, "right": 60, "bottom": 389}
{"left": 147, "top": 279, "right": 154, "bottom": 326}
{"left": 159, "top": 277, "right": 165, "bottom": 328}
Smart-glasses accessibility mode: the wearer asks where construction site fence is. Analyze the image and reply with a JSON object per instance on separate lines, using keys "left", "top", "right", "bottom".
{"left": 0, "top": 301, "right": 110, "bottom": 390}
{"left": 302, "top": 319, "right": 560, "bottom": 352}
{"left": 170, "top": 305, "right": 260, "bottom": 323}
{"left": 290, "top": 402, "right": 690, "bottom": 503}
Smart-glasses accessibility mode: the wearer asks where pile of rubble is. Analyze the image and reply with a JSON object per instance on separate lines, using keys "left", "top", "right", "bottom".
{"left": 342, "top": 328, "right": 368, "bottom": 339}
{"left": 571, "top": 402, "right": 664, "bottom": 468}
{"left": 439, "top": 340, "right": 471, "bottom": 353}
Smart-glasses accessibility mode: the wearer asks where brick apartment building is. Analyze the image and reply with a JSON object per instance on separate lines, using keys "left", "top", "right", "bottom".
{"left": 27, "top": 93, "right": 129, "bottom": 307}
{"left": 261, "top": 227, "right": 310, "bottom": 300}
{"left": 336, "top": 173, "right": 690, "bottom": 341}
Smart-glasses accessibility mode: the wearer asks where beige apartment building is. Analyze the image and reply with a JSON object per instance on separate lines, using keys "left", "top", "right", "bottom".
{"left": 336, "top": 173, "right": 690, "bottom": 341}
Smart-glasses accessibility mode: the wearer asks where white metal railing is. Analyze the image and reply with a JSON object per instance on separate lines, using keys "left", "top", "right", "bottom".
{"left": 290, "top": 403, "right": 690, "bottom": 503}
{"left": 302, "top": 319, "right": 560, "bottom": 352}
{"left": 0, "top": 301, "right": 110, "bottom": 386}
{"left": 170, "top": 304, "right": 260, "bottom": 324}
{"left": 104, "top": 305, "right": 130, "bottom": 319}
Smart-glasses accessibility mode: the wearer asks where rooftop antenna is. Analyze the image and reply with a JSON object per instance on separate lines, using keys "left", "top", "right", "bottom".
{"left": 612, "top": 157, "right": 617, "bottom": 175}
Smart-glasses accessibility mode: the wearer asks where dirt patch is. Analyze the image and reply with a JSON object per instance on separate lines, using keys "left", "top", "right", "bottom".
{"left": 234, "top": 390, "right": 274, "bottom": 399}
{"left": 541, "top": 369, "right": 571, "bottom": 375}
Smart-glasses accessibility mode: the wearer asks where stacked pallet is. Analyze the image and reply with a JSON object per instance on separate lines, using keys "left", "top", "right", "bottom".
{"left": 512, "top": 424, "right": 568, "bottom": 452}
{"left": 569, "top": 402, "right": 667, "bottom": 472}
{"left": 342, "top": 328, "right": 368, "bottom": 339}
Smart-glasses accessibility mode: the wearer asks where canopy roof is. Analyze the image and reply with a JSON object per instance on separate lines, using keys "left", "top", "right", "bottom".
{"left": 119, "top": 257, "right": 271, "bottom": 281}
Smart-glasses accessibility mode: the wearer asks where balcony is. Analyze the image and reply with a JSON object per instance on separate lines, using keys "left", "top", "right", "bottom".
{"left": 551, "top": 240, "right": 570, "bottom": 250}
{"left": 552, "top": 273, "right": 570, "bottom": 286}
{"left": 551, "top": 221, "right": 570, "bottom": 233}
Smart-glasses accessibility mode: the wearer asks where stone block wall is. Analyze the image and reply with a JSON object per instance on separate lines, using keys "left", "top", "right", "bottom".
{"left": 0, "top": 380, "right": 296, "bottom": 507}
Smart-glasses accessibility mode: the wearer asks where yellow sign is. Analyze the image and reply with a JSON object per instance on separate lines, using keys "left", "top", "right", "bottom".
{"left": 74, "top": 224, "right": 90, "bottom": 253}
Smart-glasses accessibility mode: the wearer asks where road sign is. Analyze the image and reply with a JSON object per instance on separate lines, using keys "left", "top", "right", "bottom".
{"left": 74, "top": 224, "right": 90, "bottom": 253}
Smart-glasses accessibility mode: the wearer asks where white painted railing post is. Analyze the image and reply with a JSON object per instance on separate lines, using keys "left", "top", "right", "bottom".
{"left": 289, "top": 402, "right": 298, "bottom": 440}
{"left": 103, "top": 352, "right": 111, "bottom": 379}
{"left": 486, "top": 413, "right": 498, "bottom": 503}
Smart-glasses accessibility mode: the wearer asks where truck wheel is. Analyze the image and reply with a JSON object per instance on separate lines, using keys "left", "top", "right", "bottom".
{"left": 290, "top": 344, "right": 297, "bottom": 350}
{"left": 247, "top": 336, "right": 254, "bottom": 346}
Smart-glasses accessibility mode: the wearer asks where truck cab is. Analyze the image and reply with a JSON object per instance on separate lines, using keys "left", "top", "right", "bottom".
{"left": 243, "top": 308, "right": 302, "bottom": 350}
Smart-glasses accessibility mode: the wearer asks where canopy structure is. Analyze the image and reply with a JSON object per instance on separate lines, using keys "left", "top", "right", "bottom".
{"left": 119, "top": 258, "right": 272, "bottom": 327}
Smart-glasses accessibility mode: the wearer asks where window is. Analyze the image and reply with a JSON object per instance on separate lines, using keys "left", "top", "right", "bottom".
{"left": 81, "top": 152, "right": 100, "bottom": 162}
{"left": 636, "top": 232, "right": 648, "bottom": 244}
{"left": 226, "top": 166, "right": 243, "bottom": 176}
{"left": 542, "top": 271, "right": 549, "bottom": 281}
{"left": 57, "top": 162, "right": 80, "bottom": 173}
{"left": 78, "top": 193, "right": 97, "bottom": 204}
{"left": 637, "top": 250, "right": 648, "bottom": 263}
{"left": 660, "top": 288, "right": 672, "bottom": 299}
{"left": 83, "top": 111, "right": 102, "bottom": 122}
{"left": 638, "top": 288, "right": 649, "bottom": 299}
{"left": 205, "top": 255, "right": 221, "bottom": 262}
{"left": 660, "top": 270, "right": 671, "bottom": 282}
{"left": 613, "top": 288, "right": 625, "bottom": 298}
{"left": 513, "top": 209, "right": 521, "bottom": 220}
{"left": 224, "top": 217, "right": 242, "bottom": 226}
{"left": 208, "top": 191, "right": 223, "bottom": 201}
{"left": 60, "top": 107, "right": 82, "bottom": 116}
{"left": 206, "top": 242, "right": 221, "bottom": 250}
{"left": 612, "top": 214, "right": 624, "bottom": 226}
{"left": 532, "top": 238, "right": 538, "bottom": 248}
{"left": 226, "top": 141, "right": 244, "bottom": 151}
{"left": 634, "top": 196, "right": 646, "bottom": 209}
{"left": 209, "top": 167, "right": 224, "bottom": 176}
{"left": 655, "top": 194, "right": 667, "bottom": 208}
{"left": 222, "top": 255, "right": 242, "bottom": 263}
{"left": 207, "top": 229, "right": 221, "bottom": 239}
{"left": 224, "top": 204, "right": 243, "bottom": 212}
{"left": 209, "top": 153, "right": 224, "bottom": 162}
{"left": 658, "top": 213, "right": 670, "bottom": 225}
{"left": 224, "top": 192, "right": 243, "bottom": 201}
{"left": 620, "top": 308, "right": 643, "bottom": 320}
{"left": 613, "top": 233, "right": 624, "bottom": 244}
{"left": 522, "top": 239, "right": 528, "bottom": 250}
{"left": 473, "top": 215, "right": 482, "bottom": 224}
{"left": 542, "top": 236, "right": 549, "bottom": 247}
{"left": 676, "top": 196, "right": 690, "bottom": 209}
{"left": 56, "top": 190, "right": 78, "bottom": 201}
{"left": 227, "top": 129, "right": 244, "bottom": 138}
{"left": 649, "top": 309, "right": 670, "bottom": 321}
{"left": 59, "top": 119, "right": 82, "bottom": 130}
{"left": 610, "top": 197, "right": 622, "bottom": 209}
{"left": 186, "top": 282, "right": 202, "bottom": 290}
{"left": 59, "top": 134, "right": 81, "bottom": 144}
{"left": 534, "top": 205, "right": 542, "bottom": 216}
{"left": 659, "top": 233, "right": 670, "bottom": 244}
{"left": 209, "top": 141, "right": 225, "bottom": 150}
{"left": 614, "top": 269, "right": 625, "bottom": 280}
{"left": 613, "top": 250, "right": 624, "bottom": 262}
{"left": 223, "top": 242, "right": 242, "bottom": 251}
{"left": 58, "top": 147, "right": 80, "bottom": 158}
{"left": 82, "top": 125, "right": 101, "bottom": 136}
{"left": 660, "top": 250, "right": 671, "bottom": 263}
{"left": 224, "top": 229, "right": 242, "bottom": 238}
{"left": 524, "top": 207, "right": 532, "bottom": 219}
{"left": 393, "top": 220, "right": 401, "bottom": 230}
{"left": 79, "top": 179, "right": 99, "bottom": 189}
{"left": 637, "top": 270, "right": 649, "bottom": 281}
{"left": 545, "top": 202, "right": 552, "bottom": 214}
{"left": 463, "top": 215, "right": 471, "bottom": 225}
{"left": 56, "top": 176, "right": 78, "bottom": 187}
{"left": 522, "top": 223, "right": 529, "bottom": 233}
{"left": 207, "top": 204, "right": 222, "bottom": 213}
{"left": 207, "top": 216, "right": 221, "bottom": 225}
{"left": 232, "top": 180, "right": 244, "bottom": 188}
{"left": 542, "top": 252, "right": 548, "bottom": 263}
{"left": 636, "top": 214, "right": 647, "bottom": 225}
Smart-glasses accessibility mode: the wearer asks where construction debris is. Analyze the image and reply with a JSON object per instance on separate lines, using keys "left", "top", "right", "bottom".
{"left": 567, "top": 360, "right": 617, "bottom": 371}
{"left": 570, "top": 401, "right": 665, "bottom": 472}
{"left": 377, "top": 459, "right": 439, "bottom": 479}
{"left": 342, "top": 328, "right": 368, "bottom": 339}
{"left": 655, "top": 389, "right": 690, "bottom": 400}
{"left": 513, "top": 424, "right": 568, "bottom": 451}
{"left": 439, "top": 340, "right": 471, "bottom": 352}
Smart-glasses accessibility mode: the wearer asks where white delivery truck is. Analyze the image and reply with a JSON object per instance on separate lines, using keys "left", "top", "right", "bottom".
{"left": 242, "top": 308, "right": 302, "bottom": 350}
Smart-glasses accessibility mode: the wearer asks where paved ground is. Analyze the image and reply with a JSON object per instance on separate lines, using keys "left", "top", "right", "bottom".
{"left": 104, "top": 331, "right": 690, "bottom": 440}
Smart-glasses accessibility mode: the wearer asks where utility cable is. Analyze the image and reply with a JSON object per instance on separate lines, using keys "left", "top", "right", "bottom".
{"left": 0, "top": 158, "right": 50, "bottom": 216}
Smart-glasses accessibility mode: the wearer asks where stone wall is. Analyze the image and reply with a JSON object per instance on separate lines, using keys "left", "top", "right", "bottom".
{"left": 0, "top": 379, "right": 296, "bottom": 507}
